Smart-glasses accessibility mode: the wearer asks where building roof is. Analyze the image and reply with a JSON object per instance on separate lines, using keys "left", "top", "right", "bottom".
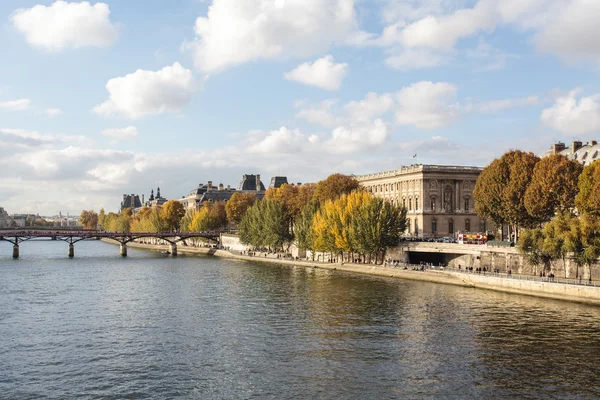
{"left": 542, "top": 140, "right": 600, "bottom": 166}
{"left": 356, "top": 164, "right": 483, "bottom": 181}
{"left": 269, "top": 176, "right": 288, "bottom": 189}
{"left": 238, "top": 174, "right": 266, "bottom": 191}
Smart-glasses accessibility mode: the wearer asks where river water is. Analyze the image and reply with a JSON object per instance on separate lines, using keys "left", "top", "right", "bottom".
{"left": 1, "top": 240, "right": 600, "bottom": 399}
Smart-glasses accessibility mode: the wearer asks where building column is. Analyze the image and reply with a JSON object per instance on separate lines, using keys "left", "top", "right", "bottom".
{"left": 12, "top": 244, "right": 19, "bottom": 259}
{"left": 68, "top": 244, "right": 74, "bottom": 258}
{"left": 455, "top": 180, "right": 460, "bottom": 212}
{"left": 120, "top": 243, "right": 127, "bottom": 257}
{"left": 170, "top": 243, "right": 177, "bottom": 256}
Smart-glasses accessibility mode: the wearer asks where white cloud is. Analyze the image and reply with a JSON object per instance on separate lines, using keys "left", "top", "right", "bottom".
{"left": 325, "top": 119, "right": 389, "bottom": 154}
{"left": 395, "top": 81, "right": 459, "bottom": 129}
{"left": 384, "top": 48, "right": 446, "bottom": 70}
{"left": 534, "top": 0, "right": 600, "bottom": 66}
{"left": 101, "top": 126, "right": 138, "bottom": 141}
{"left": 93, "top": 63, "right": 195, "bottom": 119}
{"left": 0, "top": 98, "right": 31, "bottom": 111}
{"left": 344, "top": 92, "right": 394, "bottom": 123}
{"left": 541, "top": 90, "right": 600, "bottom": 135}
{"left": 184, "top": 0, "right": 356, "bottom": 72}
{"left": 45, "top": 108, "right": 63, "bottom": 117}
{"left": 0, "top": 128, "right": 88, "bottom": 147}
{"left": 296, "top": 99, "right": 344, "bottom": 128}
{"left": 468, "top": 96, "right": 540, "bottom": 113}
{"left": 284, "top": 55, "right": 348, "bottom": 90}
{"left": 247, "top": 126, "right": 318, "bottom": 154}
{"left": 11, "top": 1, "right": 118, "bottom": 52}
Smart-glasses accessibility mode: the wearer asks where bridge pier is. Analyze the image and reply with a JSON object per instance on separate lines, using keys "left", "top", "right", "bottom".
{"left": 120, "top": 243, "right": 127, "bottom": 257}
{"left": 12, "top": 245, "right": 19, "bottom": 259}
{"left": 170, "top": 243, "right": 177, "bottom": 257}
{"left": 68, "top": 244, "right": 74, "bottom": 258}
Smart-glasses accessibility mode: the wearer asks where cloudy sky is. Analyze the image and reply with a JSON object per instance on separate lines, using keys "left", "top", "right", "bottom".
{"left": 1, "top": 0, "right": 600, "bottom": 215}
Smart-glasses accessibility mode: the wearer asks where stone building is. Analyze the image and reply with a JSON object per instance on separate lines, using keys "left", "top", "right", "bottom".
{"left": 179, "top": 181, "right": 237, "bottom": 211}
{"left": 179, "top": 174, "right": 268, "bottom": 212}
{"left": 356, "top": 164, "right": 485, "bottom": 238}
{"left": 120, "top": 194, "right": 141, "bottom": 212}
{"left": 143, "top": 187, "right": 168, "bottom": 208}
{"left": 542, "top": 140, "right": 600, "bottom": 166}
{"left": 269, "top": 176, "right": 288, "bottom": 189}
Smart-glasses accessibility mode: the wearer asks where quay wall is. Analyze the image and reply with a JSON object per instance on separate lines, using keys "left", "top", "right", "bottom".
{"left": 102, "top": 238, "right": 600, "bottom": 306}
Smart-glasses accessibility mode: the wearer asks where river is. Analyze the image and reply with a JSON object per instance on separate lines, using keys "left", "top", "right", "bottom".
{"left": 1, "top": 240, "right": 600, "bottom": 399}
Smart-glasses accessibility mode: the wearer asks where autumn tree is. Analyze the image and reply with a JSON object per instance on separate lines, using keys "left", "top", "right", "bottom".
{"left": 314, "top": 173, "right": 360, "bottom": 204}
{"left": 98, "top": 208, "right": 106, "bottom": 228}
{"left": 79, "top": 210, "right": 99, "bottom": 230}
{"left": 190, "top": 202, "right": 227, "bottom": 232}
{"left": 575, "top": 160, "right": 600, "bottom": 216}
{"left": 225, "top": 192, "right": 256, "bottom": 224}
{"left": 524, "top": 154, "right": 582, "bottom": 222}
{"left": 297, "top": 183, "right": 317, "bottom": 210}
{"left": 474, "top": 150, "right": 539, "bottom": 239}
{"left": 160, "top": 200, "right": 186, "bottom": 232}
{"left": 542, "top": 212, "right": 575, "bottom": 278}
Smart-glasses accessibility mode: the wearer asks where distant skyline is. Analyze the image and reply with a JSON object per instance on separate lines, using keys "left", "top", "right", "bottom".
{"left": 1, "top": 0, "right": 600, "bottom": 214}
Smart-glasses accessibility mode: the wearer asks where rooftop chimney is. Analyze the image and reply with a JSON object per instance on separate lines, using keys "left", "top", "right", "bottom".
{"left": 592, "top": 140, "right": 598, "bottom": 146}
{"left": 208, "top": 181, "right": 213, "bottom": 190}
{"left": 227, "top": 184, "right": 231, "bottom": 190}
{"left": 218, "top": 183, "right": 224, "bottom": 191}
{"left": 552, "top": 142, "right": 566, "bottom": 154}
{"left": 256, "top": 174, "right": 261, "bottom": 192}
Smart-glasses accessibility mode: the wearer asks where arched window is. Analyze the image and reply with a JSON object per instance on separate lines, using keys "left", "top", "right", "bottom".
{"left": 431, "top": 196, "right": 436, "bottom": 211}
{"left": 464, "top": 197, "right": 469, "bottom": 212}
{"left": 432, "top": 218, "right": 437, "bottom": 233}
{"left": 415, "top": 196, "right": 419, "bottom": 211}
{"left": 465, "top": 219, "right": 471, "bottom": 232}
{"left": 409, "top": 197, "right": 412, "bottom": 210}
{"left": 403, "top": 198, "right": 407, "bottom": 209}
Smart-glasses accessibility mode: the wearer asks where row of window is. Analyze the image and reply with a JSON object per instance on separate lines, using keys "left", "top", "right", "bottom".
{"left": 406, "top": 218, "right": 487, "bottom": 234}
{"left": 384, "top": 196, "right": 471, "bottom": 212}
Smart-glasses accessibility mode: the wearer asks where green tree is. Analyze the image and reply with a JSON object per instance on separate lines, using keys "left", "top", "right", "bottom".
{"left": 238, "top": 199, "right": 292, "bottom": 250}
{"left": 314, "top": 173, "right": 359, "bottom": 204}
{"left": 575, "top": 160, "right": 600, "bottom": 216}
{"left": 225, "top": 192, "right": 256, "bottom": 224}
{"left": 524, "top": 154, "right": 582, "bottom": 221}
{"left": 542, "top": 212, "right": 575, "bottom": 278}
{"left": 295, "top": 200, "right": 319, "bottom": 253}
{"left": 518, "top": 228, "right": 552, "bottom": 275}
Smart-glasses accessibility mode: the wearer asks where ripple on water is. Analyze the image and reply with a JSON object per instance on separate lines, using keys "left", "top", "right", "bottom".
{"left": 1, "top": 240, "right": 600, "bottom": 399}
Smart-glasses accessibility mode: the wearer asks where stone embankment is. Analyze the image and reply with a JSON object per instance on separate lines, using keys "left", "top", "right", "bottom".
{"left": 104, "top": 239, "right": 600, "bottom": 306}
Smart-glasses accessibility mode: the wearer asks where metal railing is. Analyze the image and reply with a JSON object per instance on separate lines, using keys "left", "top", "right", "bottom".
{"left": 431, "top": 265, "right": 600, "bottom": 288}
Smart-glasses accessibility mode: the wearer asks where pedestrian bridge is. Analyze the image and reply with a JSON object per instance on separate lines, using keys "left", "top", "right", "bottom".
{"left": 0, "top": 230, "right": 221, "bottom": 258}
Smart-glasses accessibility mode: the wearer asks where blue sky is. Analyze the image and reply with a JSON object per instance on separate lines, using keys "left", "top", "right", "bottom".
{"left": 1, "top": 0, "right": 600, "bottom": 215}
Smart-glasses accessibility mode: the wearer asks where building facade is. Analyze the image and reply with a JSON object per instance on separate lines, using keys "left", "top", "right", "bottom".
{"left": 356, "top": 164, "right": 484, "bottom": 238}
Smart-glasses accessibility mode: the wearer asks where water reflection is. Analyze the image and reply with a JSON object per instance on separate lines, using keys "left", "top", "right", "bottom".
{"left": 1, "top": 241, "right": 599, "bottom": 399}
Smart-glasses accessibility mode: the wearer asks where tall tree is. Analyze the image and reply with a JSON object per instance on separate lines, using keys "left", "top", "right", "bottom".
{"left": 225, "top": 192, "right": 257, "bottom": 224}
{"left": 160, "top": 200, "right": 186, "bottom": 232}
{"left": 79, "top": 210, "right": 99, "bottom": 230}
{"left": 314, "top": 173, "right": 359, "bottom": 204}
{"left": 575, "top": 160, "right": 600, "bottom": 216}
{"left": 190, "top": 202, "right": 227, "bottom": 232}
{"left": 474, "top": 150, "right": 539, "bottom": 238}
{"left": 524, "top": 154, "right": 582, "bottom": 222}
